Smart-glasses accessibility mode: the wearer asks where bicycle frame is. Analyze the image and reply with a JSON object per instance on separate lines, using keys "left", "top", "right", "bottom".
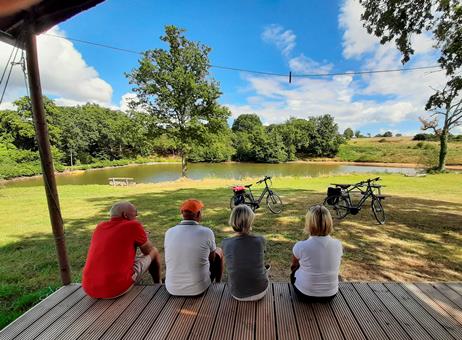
{"left": 340, "top": 181, "right": 381, "bottom": 211}
{"left": 246, "top": 180, "right": 271, "bottom": 206}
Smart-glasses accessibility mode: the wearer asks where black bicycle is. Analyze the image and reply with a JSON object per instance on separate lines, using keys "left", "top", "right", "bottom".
{"left": 230, "top": 176, "right": 283, "bottom": 214}
{"left": 323, "top": 177, "right": 386, "bottom": 224}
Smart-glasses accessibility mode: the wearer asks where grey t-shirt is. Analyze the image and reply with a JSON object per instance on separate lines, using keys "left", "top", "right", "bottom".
{"left": 222, "top": 234, "right": 268, "bottom": 298}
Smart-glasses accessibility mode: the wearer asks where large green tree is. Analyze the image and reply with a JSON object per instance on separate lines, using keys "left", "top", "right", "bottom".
{"left": 360, "top": 0, "right": 462, "bottom": 171}
{"left": 126, "top": 25, "right": 228, "bottom": 176}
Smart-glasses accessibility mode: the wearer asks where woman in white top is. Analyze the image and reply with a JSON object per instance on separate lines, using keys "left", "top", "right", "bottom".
{"left": 290, "top": 205, "right": 343, "bottom": 302}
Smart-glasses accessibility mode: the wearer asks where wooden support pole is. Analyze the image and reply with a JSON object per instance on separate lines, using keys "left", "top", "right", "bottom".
{"left": 24, "top": 23, "right": 71, "bottom": 285}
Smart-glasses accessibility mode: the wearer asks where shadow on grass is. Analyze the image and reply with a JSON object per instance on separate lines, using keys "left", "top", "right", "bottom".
{"left": 0, "top": 186, "right": 461, "bottom": 329}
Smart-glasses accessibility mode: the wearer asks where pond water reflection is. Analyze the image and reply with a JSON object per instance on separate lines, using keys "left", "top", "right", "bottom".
{"left": 5, "top": 162, "right": 417, "bottom": 187}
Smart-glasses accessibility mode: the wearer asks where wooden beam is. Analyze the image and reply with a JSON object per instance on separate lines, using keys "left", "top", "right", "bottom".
{"left": 24, "top": 21, "right": 71, "bottom": 285}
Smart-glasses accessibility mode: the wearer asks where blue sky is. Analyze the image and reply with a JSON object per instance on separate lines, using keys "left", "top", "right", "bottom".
{"left": 0, "top": 0, "right": 452, "bottom": 135}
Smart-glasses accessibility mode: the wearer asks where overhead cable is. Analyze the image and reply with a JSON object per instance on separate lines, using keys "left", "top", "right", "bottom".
{"left": 43, "top": 33, "right": 441, "bottom": 78}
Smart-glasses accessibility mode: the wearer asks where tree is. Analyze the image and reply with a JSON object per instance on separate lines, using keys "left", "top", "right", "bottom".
{"left": 126, "top": 25, "right": 227, "bottom": 176}
{"left": 420, "top": 92, "right": 461, "bottom": 170}
{"left": 354, "top": 130, "right": 362, "bottom": 138}
{"left": 343, "top": 128, "right": 354, "bottom": 139}
{"left": 360, "top": 0, "right": 462, "bottom": 170}
{"left": 383, "top": 131, "right": 393, "bottom": 137}
{"left": 231, "top": 114, "right": 288, "bottom": 163}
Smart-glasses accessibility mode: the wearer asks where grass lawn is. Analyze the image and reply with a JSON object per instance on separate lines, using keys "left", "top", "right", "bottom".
{"left": 0, "top": 173, "right": 461, "bottom": 328}
{"left": 338, "top": 137, "right": 462, "bottom": 165}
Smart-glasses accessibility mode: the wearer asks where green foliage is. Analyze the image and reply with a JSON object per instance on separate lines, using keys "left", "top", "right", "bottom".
{"left": 231, "top": 114, "right": 343, "bottom": 162}
{"left": 343, "top": 127, "right": 354, "bottom": 139}
{"left": 360, "top": 0, "right": 462, "bottom": 171}
{"left": 126, "top": 25, "right": 229, "bottom": 176}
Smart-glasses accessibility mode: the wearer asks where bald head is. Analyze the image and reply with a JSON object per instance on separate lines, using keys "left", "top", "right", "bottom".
{"left": 110, "top": 201, "right": 137, "bottom": 220}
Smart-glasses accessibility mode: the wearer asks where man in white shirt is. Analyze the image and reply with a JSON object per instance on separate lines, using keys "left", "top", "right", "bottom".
{"left": 164, "top": 199, "right": 223, "bottom": 296}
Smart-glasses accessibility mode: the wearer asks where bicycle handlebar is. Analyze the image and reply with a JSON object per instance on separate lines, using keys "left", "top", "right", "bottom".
{"left": 256, "top": 176, "right": 272, "bottom": 184}
{"left": 356, "top": 177, "right": 381, "bottom": 186}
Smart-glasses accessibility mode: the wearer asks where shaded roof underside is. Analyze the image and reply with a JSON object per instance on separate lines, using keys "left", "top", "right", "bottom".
{"left": 0, "top": 0, "right": 104, "bottom": 45}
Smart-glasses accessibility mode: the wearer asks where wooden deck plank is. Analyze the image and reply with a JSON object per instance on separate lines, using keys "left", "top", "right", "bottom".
{"left": 312, "top": 300, "right": 344, "bottom": 339}
{"left": 415, "top": 283, "right": 462, "bottom": 324}
{"left": 3, "top": 282, "right": 462, "bottom": 340}
{"left": 353, "top": 282, "right": 411, "bottom": 340}
{"left": 256, "top": 285, "right": 276, "bottom": 340}
{"left": 273, "top": 283, "right": 299, "bottom": 340}
{"left": 54, "top": 298, "right": 114, "bottom": 340}
{"left": 34, "top": 295, "right": 97, "bottom": 340}
{"left": 368, "top": 283, "right": 433, "bottom": 340}
{"left": 289, "top": 284, "right": 322, "bottom": 340}
{"left": 100, "top": 285, "right": 161, "bottom": 340}
{"left": 121, "top": 286, "right": 170, "bottom": 340}
{"left": 446, "top": 283, "right": 462, "bottom": 297}
{"left": 0, "top": 284, "right": 80, "bottom": 340}
{"left": 165, "top": 294, "right": 204, "bottom": 340}
{"left": 16, "top": 287, "right": 86, "bottom": 340}
{"left": 210, "top": 284, "right": 238, "bottom": 340}
{"left": 330, "top": 287, "right": 367, "bottom": 340}
{"left": 76, "top": 286, "right": 144, "bottom": 340}
{"left": 234, "top": 301, "right": 256, "bottom": 340}
{"left": 339, "top": 283, "right": 388, "bottom": 340}
{"left": 384, "top": 283, "right": 455, "bottom": 340}
{"left": 188, "top": 284, "right": 225, "bottom": 340}
{"left": 403, "top": 283, "right": 462, "bottom": 340}
{"left": 143, "top": 295, "right": 186, "bottom": 340}
{"left": 432, "top": 283, "right": 462, "bottom": 309}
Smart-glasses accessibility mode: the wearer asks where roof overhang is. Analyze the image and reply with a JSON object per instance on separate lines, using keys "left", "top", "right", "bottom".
{"left": 0, "top": 0, "right": 105, "bottom": 47}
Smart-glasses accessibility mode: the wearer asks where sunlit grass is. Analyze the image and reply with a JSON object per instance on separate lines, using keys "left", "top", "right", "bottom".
{"left": 338, "top": 137, "right": 462, "bottom": 165}
{"left": 0, "top": 173, "right": 461, "bottom": 327}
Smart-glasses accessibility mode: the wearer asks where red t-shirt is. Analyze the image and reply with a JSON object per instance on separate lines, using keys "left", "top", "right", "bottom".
{"left": 82, "top": 217, "right": 148, "bottom": 298}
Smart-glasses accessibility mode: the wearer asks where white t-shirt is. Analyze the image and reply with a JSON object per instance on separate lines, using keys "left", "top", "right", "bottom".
{"left": 164, "top": 220, "right": 216, "bottom": 296}
{"left": 293, "top": 236, "right": 343, "bottom": 297}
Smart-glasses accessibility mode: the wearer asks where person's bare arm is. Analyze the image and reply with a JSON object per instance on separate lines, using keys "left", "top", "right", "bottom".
{"left": 140, "top": 240, "right": 160, "bottom": 260}
{"left": 290, "top": 255, "right": 300, "bottom": 272}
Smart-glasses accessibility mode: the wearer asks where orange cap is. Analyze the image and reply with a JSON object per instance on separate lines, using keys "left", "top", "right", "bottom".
{"left": 180, "top": 199, "right": 204, "bottom": 213}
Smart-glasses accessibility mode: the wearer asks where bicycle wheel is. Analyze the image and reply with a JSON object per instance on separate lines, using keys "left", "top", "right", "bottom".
{"left": 371, "top": 198, "right": 385, "bottom": 224}
{"left": 266, "top": 193, "right": 283, "bottom": 214}
{"left": 323, "top": 195, "right": 349, "bottom": 219}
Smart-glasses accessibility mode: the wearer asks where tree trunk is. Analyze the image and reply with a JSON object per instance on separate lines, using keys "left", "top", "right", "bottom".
{"left": 181, "top": 152, "right": 187, "bottom": 177}
{"left": 437, "top": 129, "right": 448, "bottom": 171}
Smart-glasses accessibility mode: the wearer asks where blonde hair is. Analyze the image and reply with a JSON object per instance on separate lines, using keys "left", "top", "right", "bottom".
{"left": 305, "top": 205, "right": 333, "bottom": 236}
{"left": 229, "top": 205, "right": 255, "bottom": 233}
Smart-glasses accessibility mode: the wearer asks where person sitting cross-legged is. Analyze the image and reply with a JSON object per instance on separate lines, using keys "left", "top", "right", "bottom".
{"left": 290, "top": 205, "right": 343, "bottom": 303}
{"left": 82, "top": 201, "right": 161, "bottom": 299}
{"left": 164, "top": 199, "right": 223, "bottom": 296}
{"left": 222, "top": 205, "right": 269, "bottom": 301}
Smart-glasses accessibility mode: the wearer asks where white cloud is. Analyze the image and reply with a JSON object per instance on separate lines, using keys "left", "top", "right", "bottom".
{"left": 289, "top": 54, "right": 333, "bottom": 74}
{"left": 0, "top": 25, "right": 113, "bottom": 107}
{"left": 261, "top": 24, "right": 296, "bottom": 57}
{"left": 339, "top": 0, "right": 378, "bottom": 59}
{"left": 225, "top": 0, "right": 448, "bottom": 134}
{"left": 119, "top": 92, "right": 138, "bottom": 112}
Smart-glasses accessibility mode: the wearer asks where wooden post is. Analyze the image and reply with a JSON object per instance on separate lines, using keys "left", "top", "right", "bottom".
{"left": 24, "top": 23, "right": 71, "bottom": 285}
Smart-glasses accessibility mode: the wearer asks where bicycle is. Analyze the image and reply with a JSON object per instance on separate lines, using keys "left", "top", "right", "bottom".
{"left": 323, "top": 177, "right": 386, "bottom": 224}
{"left": 230, "top": 176, "right": 283, "bottom": 214}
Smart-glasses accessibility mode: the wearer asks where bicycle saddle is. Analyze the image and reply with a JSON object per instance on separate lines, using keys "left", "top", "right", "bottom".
{"left": 332, "top": 184, "right": 351, "bottom": 189}
{"left": 245, "top": 184, "right": 253, "bottom": 188}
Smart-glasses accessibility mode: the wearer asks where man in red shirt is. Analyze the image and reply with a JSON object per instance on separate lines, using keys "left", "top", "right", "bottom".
{"left": 82, "top": 201, "right": 161, "bottom": 299}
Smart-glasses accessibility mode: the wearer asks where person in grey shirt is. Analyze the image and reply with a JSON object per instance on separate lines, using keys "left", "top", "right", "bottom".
{"left": 222, "top": 205, "right": 269, "bottom": 301}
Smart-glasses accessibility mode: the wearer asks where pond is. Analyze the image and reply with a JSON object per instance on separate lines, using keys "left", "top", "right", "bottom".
{"left": 5, "top": 162, "right": 417, "bottom": 187}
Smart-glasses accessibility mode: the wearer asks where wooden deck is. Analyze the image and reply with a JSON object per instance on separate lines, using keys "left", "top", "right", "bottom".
{"left": 1, "top": 282, "right": 461, "bottom": 340}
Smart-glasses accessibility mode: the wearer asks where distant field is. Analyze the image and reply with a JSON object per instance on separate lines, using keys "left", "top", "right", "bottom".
{"left": 338, "top": 137, "right": 462, "bottom": 165}
{"left": 0, "top": 173, "right": 461, "bottom": 328}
